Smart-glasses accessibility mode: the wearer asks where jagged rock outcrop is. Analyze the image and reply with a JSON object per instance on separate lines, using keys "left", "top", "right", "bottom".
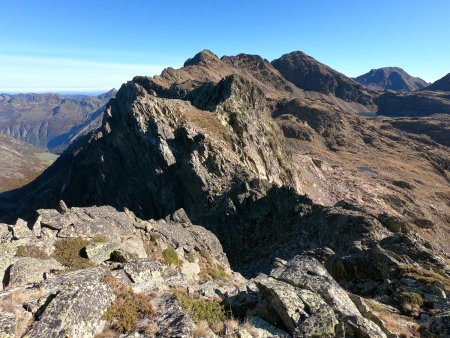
{"left": 5, "top": 73, "right": 298, "bottom": 223}
{"left": 355, "top": 67, "right": 429, "bottom": 92}
{"left": 3, "top": 205, "right": 445, "bottom": 338}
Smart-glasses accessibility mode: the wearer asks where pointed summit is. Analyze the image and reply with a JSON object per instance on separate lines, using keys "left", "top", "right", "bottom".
{"left": 425, "top": 73, "right": 450, "bottom": 91}
{"left": 183, "top": 49, "right": 220, "bottom": 67}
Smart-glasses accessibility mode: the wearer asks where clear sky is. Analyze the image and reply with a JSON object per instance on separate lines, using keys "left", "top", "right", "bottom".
{"left": 1, "top": 0, "right": 449, "bottom": 93}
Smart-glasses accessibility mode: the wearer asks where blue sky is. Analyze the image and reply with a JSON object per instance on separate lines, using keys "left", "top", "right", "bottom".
{"left": 1, "top": 0, "right": 449, "bottom": 93}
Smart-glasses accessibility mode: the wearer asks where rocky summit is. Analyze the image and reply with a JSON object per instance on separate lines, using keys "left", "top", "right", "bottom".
{"left": 0, "top": 50, "right": 449, "bottom": 338}
{"left": 354, "top": 67, "right": 429, "bottom": 92}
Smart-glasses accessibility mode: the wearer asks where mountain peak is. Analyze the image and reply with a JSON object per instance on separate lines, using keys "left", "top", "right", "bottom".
{"left": 425, "top": 73, "right": 450, "bottom": 91}
{"left": 355, "top": 67, "right": 429, "bottom": 92}
{"left": 97, "top": 88, "right": 117, "bottom": 99}
{"left": 183, "top": 49, "right": 220, "bottom": 67}
{"left": 271, "top": 51, "right": 373, "bottom": 105}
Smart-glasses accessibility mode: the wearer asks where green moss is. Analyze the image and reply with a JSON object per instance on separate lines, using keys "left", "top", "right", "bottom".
{"left": 174, "top": 291, "right": 226, "bottom": 326}
{"left": 162, "top": 248, "right": 181, "bottom": 266}
{"left": 206, "top": 267, "right": 230, "bottom": 280}
{"left": 16, "top": 244, "right": 48, "bottom": 259}
{"left": 53, "top": 237, "right": 95, "bottom": 270}
{"left": 401, "top": 292, "right": 424, "bottom": 306}
{"left": 102, "top": 274, "right": 154, "bottom": 333}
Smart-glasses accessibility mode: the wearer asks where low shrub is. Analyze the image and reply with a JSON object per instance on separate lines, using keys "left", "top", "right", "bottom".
{"left": 162, "top": 248, "right": 181, "bottom": 266}
{"left": 398, "top": 265, "right": 450, "bottom": 291}
{"left": 101, "top": 274, "right": 154, "bottom": 333}
{"left": 174, "top": 291, "right": 226, "bottom": 326}
{"left": 206, "top": 267, "right": 230, "bottom": 280}
{"left": 401, "top": 292, "right": 424, "bottom": 306}
{"left": 90, "top": 235, "right": 108, "bottom": 243}
{"left": 53, "top": 237, "right": 94, "bottom": 270}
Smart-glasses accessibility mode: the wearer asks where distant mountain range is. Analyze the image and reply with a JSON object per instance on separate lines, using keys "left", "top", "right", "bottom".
{"left": 1, "top": 55, "right": 449, "bottom": 160}
{"left": 354, "top": 67, "right": 429, "bottom": 92}
{"left": 0, "top": 89, "right": 116, "bottom": 153}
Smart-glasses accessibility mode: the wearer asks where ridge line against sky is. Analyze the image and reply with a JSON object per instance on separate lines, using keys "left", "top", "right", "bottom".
{"left": 1, "top": 0, "right": 449, "bottom": 93}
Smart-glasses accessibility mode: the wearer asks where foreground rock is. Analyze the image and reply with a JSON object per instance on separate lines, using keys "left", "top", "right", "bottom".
{"left": 0, "top": 205, "right": 448, "bottom": 337}
{"left": 256, "top": 256, "right": 386, "bottom": 337}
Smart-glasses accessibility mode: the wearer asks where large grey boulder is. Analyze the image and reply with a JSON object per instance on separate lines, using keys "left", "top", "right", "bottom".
{"left": 256, "top": 255, "right": 387, "bottom": 338}
{"left": 85, "top": 236, "right": 147, "bottom": 264}
{"left": 256, "top": 275, "right": 337, "bottom": 335}
{"left": 271, "top": 255, "right": 360, "bottom": 317}
{"left": 26, "top": 278, "right": 114, "bottom": 338}
{"left": 8, "top": 257, "right": 64, "bottom": 287}
{"left": 123, "top": 259, "right": 166, "bottom": 292}
{"left": 85, "top": 241, "right": 122, "bottom": 264}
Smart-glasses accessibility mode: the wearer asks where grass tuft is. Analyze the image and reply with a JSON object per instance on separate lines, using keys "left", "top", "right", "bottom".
{"left": 101, "top": 274, "right": 154, "bottom": 333}
{"left": 53, "top": 237, "right": 94, "bottom": 270}
{"left": 174, "top": 291, "right": 226, "bottom": 326}
{"left": 206, "top": 267, "right": 230, "bottom": 280}
{"left": 162, "top": 248, "right": 181, "bottom": 266}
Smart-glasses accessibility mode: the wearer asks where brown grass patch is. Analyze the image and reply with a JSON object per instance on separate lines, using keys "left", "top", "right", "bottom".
{"left": 16, "top": 244, "right": 48, "bottom": 259}
{"left": 101, "top": 274, "right": 154, "bottom": 333}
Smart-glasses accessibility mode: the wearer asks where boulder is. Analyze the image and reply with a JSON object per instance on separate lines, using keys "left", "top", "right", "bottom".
{"left": 85, "top": 236, "right": 147, "bottom": 264}
{"left": 123, "top": 259, "right": 166, "bottom": 292}
{"left": 8, "top": 257, "right": 64, "bottom": 287}
{"left": 26, "top": 279, "right": 114, "bottom": 338}
{"left": 255, "top": 275, "right": 336, "bottom": 334}
{"left": 271, "top": 255, "right": 360, "bottom": 317}
{"left": 85, "top": 241, "right": 121, "bottom": 264}
{"left": 260, "top": 255, "right": 387, "bottom": 338}
{"left": 0, "top": 223, "right": 11, "bottom": 241}
{"left": 11, "top": 219, "right": 34, "bottom": 242}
